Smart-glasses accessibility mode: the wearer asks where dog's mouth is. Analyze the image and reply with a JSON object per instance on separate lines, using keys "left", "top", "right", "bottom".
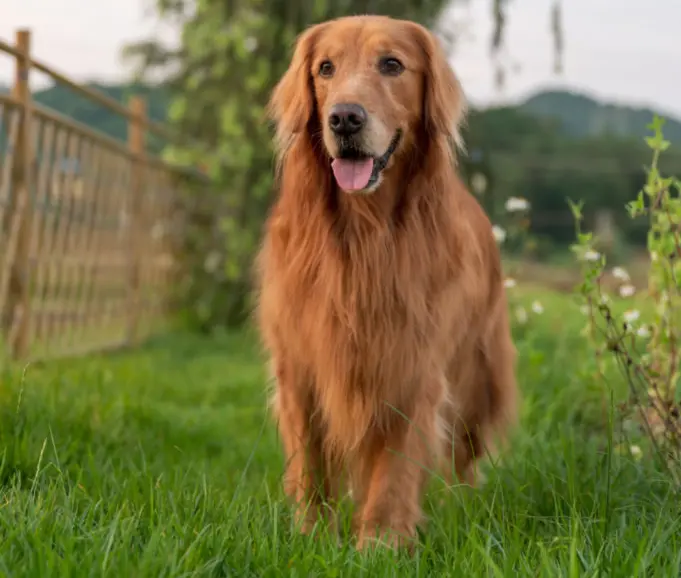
{"left": 330, "top": 130, "right": 402, "bottom": 192}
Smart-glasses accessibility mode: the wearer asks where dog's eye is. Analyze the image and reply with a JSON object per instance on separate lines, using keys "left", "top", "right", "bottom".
{"left": 378, "top": 57, "right": 404, "bottom": 76}
{"left": 319, "top": 60, "right": 335, "bottom": 78}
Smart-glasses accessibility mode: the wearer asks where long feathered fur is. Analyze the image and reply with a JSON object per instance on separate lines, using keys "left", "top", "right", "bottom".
{"left": 253, "top": 15, "right": 518, "bottom": 550}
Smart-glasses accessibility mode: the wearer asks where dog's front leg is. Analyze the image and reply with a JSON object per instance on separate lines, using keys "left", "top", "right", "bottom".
{"left": 355, "top": 394, "right": 442, "bottom": 551}
{"left": 273, "top": 358, "right": 334, "bottom": 535}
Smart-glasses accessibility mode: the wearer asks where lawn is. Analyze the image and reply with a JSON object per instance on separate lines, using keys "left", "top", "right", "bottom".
{"left": 0, "top": 287, "right": 679, "bottom": 576}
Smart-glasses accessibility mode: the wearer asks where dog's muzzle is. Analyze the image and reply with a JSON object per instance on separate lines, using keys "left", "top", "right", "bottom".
{"left": 330, "top": 130, "right": 402, "bottom": 192}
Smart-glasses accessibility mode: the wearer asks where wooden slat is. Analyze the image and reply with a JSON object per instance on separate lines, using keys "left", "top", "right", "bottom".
{"left": 0, "top": 30, "right": 203, "bottom": 361}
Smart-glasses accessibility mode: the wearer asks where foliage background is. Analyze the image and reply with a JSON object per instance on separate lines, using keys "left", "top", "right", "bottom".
{"left": 13, "top": 1, "right": 679, "bottom": 330}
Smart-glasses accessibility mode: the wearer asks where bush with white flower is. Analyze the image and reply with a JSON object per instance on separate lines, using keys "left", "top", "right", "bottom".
{"left": 493, "top": 195, "right": 544, "bottom": 330}
{"left": 505, "top": 196, "right": 531, "bottom": 213}
{"left": 493, "top": 195, "right": 533, "bottom": 256}
{"left": 571, "top": 117, "right": 681, "bottom": 481}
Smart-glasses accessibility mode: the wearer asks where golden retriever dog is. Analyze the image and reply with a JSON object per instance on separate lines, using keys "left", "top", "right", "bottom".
{"left": 254, "top": 15, "right": 518, "bottom": 550}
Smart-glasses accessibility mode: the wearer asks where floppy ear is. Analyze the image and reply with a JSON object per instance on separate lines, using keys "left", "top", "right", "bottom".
{"left": 410, "top": 23, "right": 467, "bottom": 145}
{"left": 267, "top": 25, "right": 322, "bottom": 149}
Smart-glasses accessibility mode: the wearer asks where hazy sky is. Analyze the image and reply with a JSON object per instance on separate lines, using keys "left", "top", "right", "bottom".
{"left": 1, "top": 0, "right": 680, "bottom": 118}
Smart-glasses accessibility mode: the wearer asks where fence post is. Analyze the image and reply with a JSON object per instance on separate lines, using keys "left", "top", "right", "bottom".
{"left": 126, "top": 96, "right": 145, "bottom": 345}
{"left": 5, "top": 29, "right": 34, "bottom": 359}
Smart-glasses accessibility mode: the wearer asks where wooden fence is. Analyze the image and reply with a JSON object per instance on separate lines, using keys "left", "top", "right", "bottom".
{"left": 0, "top": 29, "right": 206, "bottom": 361}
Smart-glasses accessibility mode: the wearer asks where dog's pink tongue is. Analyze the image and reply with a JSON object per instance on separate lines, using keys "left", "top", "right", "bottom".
{"left": 331, "top": 158, "right": 374, "bottom": 191}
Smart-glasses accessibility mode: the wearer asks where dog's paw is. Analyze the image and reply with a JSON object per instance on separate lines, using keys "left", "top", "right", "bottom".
{"left": 356, "top": 524, "right": 417, "bottom": 553}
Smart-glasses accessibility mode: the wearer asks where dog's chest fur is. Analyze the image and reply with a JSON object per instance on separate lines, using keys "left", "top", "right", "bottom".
{"left": 269, "top": 208, "right": 456, "bottom": 441}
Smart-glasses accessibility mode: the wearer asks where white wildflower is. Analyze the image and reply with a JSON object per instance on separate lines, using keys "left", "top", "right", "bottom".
{"left": 492, "top": 225, "right": 507, "bottom": 244}
{"left": 629, "top": 445, "right": 642, "bottom": 460}
{"left": 505, "top": 196, "right": 530, "bottom": 212}
{"left": 243, "top": 36, "right": 258, "bottom": 53}
{"left": 471, "top": 173, "right": 488, "bottom": 195}
{"left": 583, "top": 249, "right": 600, "bottom": 262}
{"left": 599, "top": 294, "right": 610, "bottom": 304}
{"left": 611, "top": 266, "right": 630, "bottom": 282}
{"left": 515, "top": 306, "right": 528, "bottom": 325}
{"left": 637, "top": 325, "right": 650, "bottom": 338}
{"left": 531, "top": 300, "right": 544, "bottom": 314}
{"left": 623, "top": 309, "right": 640, "bottom": 324}
{"left": 619, "top": 284, "right": 636, "bottom": 298}
{"left": 503, "top": 277, "right": 517, "bottom": 289}
{"left": 204, "top": 251, "right": 222, "bottom": 273}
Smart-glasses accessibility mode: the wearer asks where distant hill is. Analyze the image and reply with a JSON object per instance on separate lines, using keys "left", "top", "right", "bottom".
{"left": 36, "top": 82, "right": 170, "bottom": 142}
{"left": 2, "top": 81, "right": 680, "bottom": 149}
{"left": 520, "top": 89, "right": 681, "bottom": 144}
{"left": 0, "top": 82, "right": 171, "bottom": 150}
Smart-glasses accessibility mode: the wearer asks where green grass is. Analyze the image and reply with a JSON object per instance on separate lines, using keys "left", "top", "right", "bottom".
{"left": 0, "top": 289, "right": 680, "bottom": 576}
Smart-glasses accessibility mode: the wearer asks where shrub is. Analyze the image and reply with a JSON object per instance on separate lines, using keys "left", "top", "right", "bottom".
{"left": 571, "top": 116, "right": 681, "bottom": 484}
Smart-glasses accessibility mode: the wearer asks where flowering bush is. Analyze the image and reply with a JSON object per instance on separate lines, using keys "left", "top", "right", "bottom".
{"left": 570, "top": 117, "right": 681, "bottom": 482}
{"left": 493, "top": 196, "right": 545, "bottom": 329}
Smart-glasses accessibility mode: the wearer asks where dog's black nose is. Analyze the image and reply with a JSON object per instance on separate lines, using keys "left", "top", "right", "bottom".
{"left": 328, "top": 103, "right": 367, "bottom": 136}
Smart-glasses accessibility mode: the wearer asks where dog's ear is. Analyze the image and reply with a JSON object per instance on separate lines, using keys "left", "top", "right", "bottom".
{"left": 409, "top": 23, "right": 467, "bottom": 146}
{"left": 267, "top": 24, "right": 323, "bottom": 149}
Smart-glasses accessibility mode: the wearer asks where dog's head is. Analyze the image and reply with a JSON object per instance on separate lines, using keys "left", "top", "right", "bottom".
{"left": 268, "top": 15, "right": 466, "bottom": 194}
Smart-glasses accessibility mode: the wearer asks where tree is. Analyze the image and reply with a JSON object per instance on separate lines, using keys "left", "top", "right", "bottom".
{"left": 123, "top": 0, "right": 564, "bottom": 329}
{"left": 489, "top": 0, "right": 563, "bottom": 89}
